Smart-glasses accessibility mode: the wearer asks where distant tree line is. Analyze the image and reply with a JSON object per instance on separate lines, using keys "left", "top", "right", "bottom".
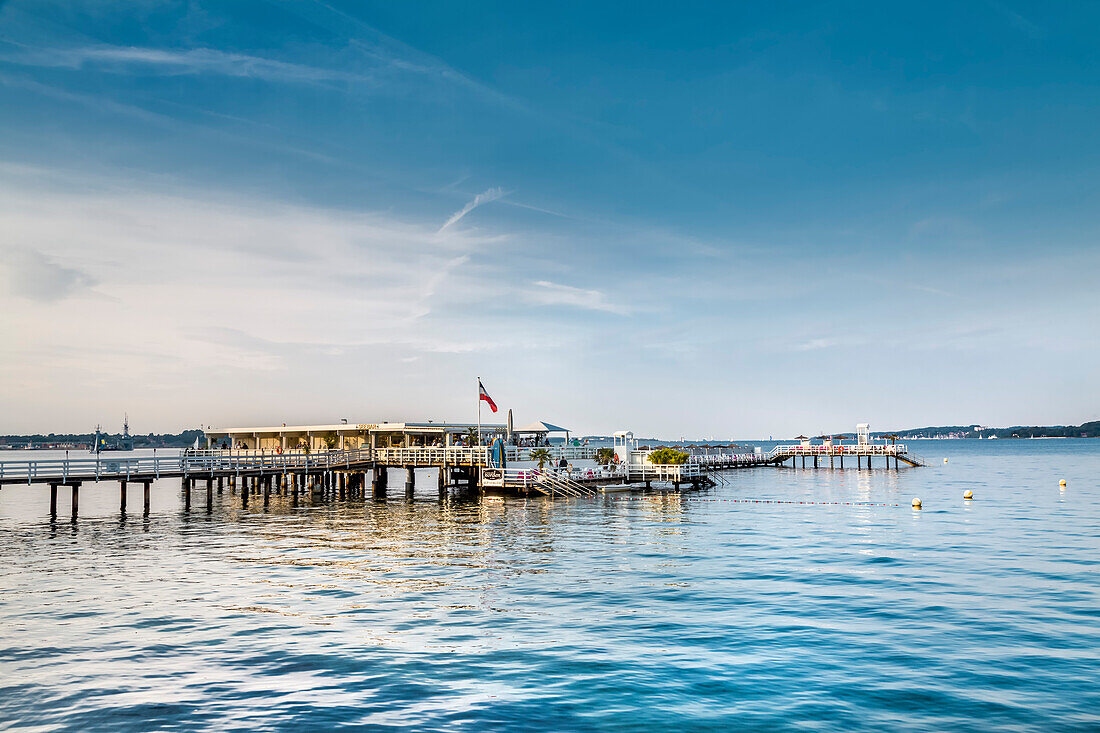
{"left": 0, "top": 429, "right": 205, "bottom": 448}
{"left": 875, "top": 421, "right": 1100, "bottom": 440}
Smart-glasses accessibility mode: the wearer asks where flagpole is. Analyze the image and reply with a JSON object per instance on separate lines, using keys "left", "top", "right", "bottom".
{"left": 477, "top": 376, "right": 482, "bottom": 449}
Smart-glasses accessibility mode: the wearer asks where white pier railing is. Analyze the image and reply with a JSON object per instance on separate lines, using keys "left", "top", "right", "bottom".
{"left": 767, "top": 443, "right": 909, "bottom": 457}
{"left": 0, "top": 448, "right": 380, "bottom": 484}
{"left": 0, "top": 442, "right": 922, "bottom": 486}
{"left": 0, "top": 445, "right": 604, "bottom": 485}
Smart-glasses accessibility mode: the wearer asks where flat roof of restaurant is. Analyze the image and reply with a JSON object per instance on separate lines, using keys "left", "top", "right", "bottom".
{"left": 206, "top": 422, "right": 508, "bottom": 434}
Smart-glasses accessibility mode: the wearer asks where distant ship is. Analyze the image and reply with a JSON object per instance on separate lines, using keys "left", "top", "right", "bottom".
{"left": 90, "top": 415, "right": 135, "bottom": 453}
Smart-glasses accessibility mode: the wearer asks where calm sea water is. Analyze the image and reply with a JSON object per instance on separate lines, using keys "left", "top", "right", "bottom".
{"left": 1, "top": 440, "right": 1098, "bottom": 731}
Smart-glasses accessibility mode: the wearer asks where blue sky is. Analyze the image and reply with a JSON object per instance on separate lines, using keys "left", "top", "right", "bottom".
{"left": 0, "top": 0, "right": 1097, "bottom": 437}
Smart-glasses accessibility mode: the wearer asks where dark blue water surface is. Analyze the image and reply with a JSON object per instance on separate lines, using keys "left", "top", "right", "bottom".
{"left": 1, "top": 440, "right": 1098, "bottom": 731}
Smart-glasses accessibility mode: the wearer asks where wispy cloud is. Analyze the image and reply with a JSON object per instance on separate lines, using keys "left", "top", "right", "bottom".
{"left": 985, "top": 0, "right": 1046, "bottom": 38}
{"left": 527, "top": 280, "right": 630, "bottom": 314}
{"left": 0, "top": 43, "right": 369, "bottom": 85}
{"left": 0, "top": 248, "right": 96, "bottom": 302}
{"left": 438, "top": 187, "right": 506, "bottom": 232}
{"left": 0, "top": 165, "right": 504, "bottom": 359}
{"left": 794, "top": 337, "right": 841, "bottom": 352}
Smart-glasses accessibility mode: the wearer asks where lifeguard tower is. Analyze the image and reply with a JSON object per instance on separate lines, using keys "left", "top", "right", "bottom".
{"left": 612, "top": 431, "right": 638, "bottom": 465}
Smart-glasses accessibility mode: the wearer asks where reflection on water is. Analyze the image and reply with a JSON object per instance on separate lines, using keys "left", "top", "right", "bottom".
{"left": 1, "top": 440, "right": 1099, "bottom": 731}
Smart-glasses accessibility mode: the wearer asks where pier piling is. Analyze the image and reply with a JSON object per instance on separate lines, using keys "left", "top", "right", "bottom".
{"left": 120, "top": 481, "right": 127, "bottom": 513}
{"left": 405, "top": 466, "right": 415, "bottom": 499}
{"left": 71, "top": 483, "right": 79, "bottom": 520}
{"left": 143, "top": 481, "right": 151, "bottom": 515}
{"left": 50, "top": 483, "right": 57, "bottom": 516}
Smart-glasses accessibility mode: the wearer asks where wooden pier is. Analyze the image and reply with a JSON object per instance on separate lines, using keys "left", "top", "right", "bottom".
{"left": 0, "top": 436, "right": 925, "bottom": 516}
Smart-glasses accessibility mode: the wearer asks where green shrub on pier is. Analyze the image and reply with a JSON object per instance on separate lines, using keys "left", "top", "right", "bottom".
{"left": 648, "top": 448, "right": 689, "bottom": 465}
{"left": 596, "top": 448, "right": 617, "bottom": 466}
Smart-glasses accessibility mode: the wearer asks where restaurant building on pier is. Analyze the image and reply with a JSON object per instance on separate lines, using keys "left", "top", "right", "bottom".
{"left": 202, "top": 420, "right": 570, "bottom": 452}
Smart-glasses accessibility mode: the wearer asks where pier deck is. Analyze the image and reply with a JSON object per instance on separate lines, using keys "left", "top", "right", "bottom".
{"left": 0, "top": 440, "right": 924, "bottom": 516}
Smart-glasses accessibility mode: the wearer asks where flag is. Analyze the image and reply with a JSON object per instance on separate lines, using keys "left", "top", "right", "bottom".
{"left": 479, "top": 379, "right": 498, "bottom": 413}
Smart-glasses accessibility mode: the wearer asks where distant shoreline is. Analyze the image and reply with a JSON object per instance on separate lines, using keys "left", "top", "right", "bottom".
{"left": 1, "top": 421, "right": 1096, "bottom": 450}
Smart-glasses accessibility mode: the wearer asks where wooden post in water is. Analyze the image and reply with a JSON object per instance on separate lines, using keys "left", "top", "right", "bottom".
{"left": 71, "top": 483, "right": 79, "bottom": 520}
{"left": 120, "top": 480, "right": 127, "bottom": 513}
{"left": 206, "top": 478, "right": 213, "bottom": 512}
{"left": 50, "top": 483, "right": 58, "bottom": 516}
{"left": 405, "top": 466, "right": 415, "bottom": 499}
{"left": 183, "top": 478, "right": 191, "bottom": 511}
{"left": 143, "top": 481, "right": 151, "bottom": 515}
{"left": 217, "top": 476, "right": 223, "bottom": 494}
{"left": 438, "top": 467, "right": 446, "bottom": 498}
{"left": 263, "top": 475, "right": 270, "bottom": 507}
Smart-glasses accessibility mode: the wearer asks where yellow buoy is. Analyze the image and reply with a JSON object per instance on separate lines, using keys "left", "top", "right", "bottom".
{"left": 912, "top": 497, "right": 922, "bottom": 509}
{"left": 943, "top": 458, "right": 948, "bottom": 463}
{"left": 963, "top": 490, "right": 973, "bottom": 500}
{"left": 1059, "top": 479, "right": 1067, "bottom": 487}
